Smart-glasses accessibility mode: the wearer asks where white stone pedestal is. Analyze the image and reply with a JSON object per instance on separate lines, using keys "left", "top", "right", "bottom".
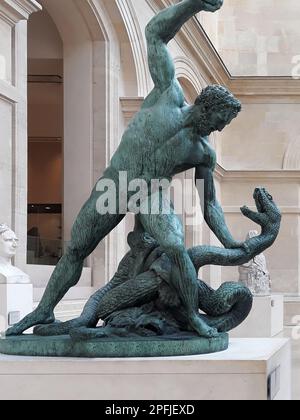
{"left": 0, "top": 338, "right": 291, "bottom": 400}
{"left": 0, "top": 284, "right": 33, "bottom": 331}
{"left": 230, "top": 295, "right": 284, "bottom": 338}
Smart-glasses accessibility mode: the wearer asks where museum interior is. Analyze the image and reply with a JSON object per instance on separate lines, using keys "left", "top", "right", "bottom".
{"left": 0, "top": 0, "right": 300, "bottom": 401}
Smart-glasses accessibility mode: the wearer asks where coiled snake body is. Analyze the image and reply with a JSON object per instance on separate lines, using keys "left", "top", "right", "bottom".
{"left": 34, "top": 188, "right": 280, "bottom": 339}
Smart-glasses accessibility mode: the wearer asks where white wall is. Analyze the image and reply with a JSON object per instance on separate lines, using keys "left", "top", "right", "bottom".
{"left": 197, "top": 0, "right": 300, "bottom": 295}
{"left": 0, "top": 99, "right": 13, "bottom": 226}
{"left": 0, "top": 20, "right": 12, "bottom": 83}
{"left": 0, "top": 1, "right": 42, "bottom": 272}
{"left": 220, "top": 101, "right": 300, "bottom": 170}
{"left": 203, "top": 0, "right": 300, "bottom": 76}
{"left": 220, "top": 176, "right": 300, "bottom": 294}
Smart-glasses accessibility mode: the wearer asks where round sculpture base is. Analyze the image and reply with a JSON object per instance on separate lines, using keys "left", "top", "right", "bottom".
{"left": 0, "top": 333, "right": 229, "bottom": 358}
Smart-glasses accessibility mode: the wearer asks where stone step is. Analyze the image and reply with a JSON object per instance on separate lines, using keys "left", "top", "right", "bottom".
{"left": 33, "top": 299, "right": 87, "bottom": 323}
{"left": 54, "top": 300, "right": 87, "bottom": 322}
{"left": 33, "top": 286, "right": 94, "bottom": 303}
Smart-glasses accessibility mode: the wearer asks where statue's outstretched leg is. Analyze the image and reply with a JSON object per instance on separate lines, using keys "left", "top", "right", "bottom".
{"left": 139, "top": 194, "right": 218, "bottom": 338}
{"left": 6, "top": 175, "right": 124, "bottom": 336}
{"left": 33, "top": 219, "right": 159, "bottom": 337}
{"left": 34, "top": 271, "right": 161, "bottom": 337}
{"left": 33, "top": 281, "right": 117, "bottom": 337}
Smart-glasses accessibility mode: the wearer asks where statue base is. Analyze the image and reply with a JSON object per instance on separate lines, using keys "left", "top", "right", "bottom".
{"left": 0, "top": 333, "right": 229, "bottom": 358}
{"left": 0, "top": 338, "right": 291, "bottom": 400}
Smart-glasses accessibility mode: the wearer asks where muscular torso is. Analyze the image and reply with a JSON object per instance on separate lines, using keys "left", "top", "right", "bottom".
{"left": 109, "top": 80, "right": 216, "bottom": 183}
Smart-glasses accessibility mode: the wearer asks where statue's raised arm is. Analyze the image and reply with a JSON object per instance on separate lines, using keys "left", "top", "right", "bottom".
{"left": 145, "top": 0, "right": 224, "bottom": 91}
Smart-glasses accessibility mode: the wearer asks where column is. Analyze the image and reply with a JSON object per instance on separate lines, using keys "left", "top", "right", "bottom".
{"left": 0, "top": 0, "right": 41, "bottom": 270}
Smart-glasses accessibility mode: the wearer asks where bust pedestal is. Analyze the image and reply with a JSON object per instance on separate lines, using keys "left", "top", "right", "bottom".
{"left": 0, "top": 282, "right": 33, "bottom": 331}
{"left": 0, "top": 226, "right": 33, "bottom": 330}
{"left": 0, "top": 266, "right": 30, "bottom": 285}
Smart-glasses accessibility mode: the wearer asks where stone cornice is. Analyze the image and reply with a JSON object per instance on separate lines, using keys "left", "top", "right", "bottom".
{"left": 228, "top": 77, "right": 300, "bottom": 98}
{"left": 215, "top": 164, "right": 300, "bottom": 181}
{"left": 0, "top": 0, "right": 41, "bottom": 23}
{"left": 120, "top": 97, "right": 143, "bottom": 121}
{"left": 147, "top": 0, "right": 300, "bottom": 98}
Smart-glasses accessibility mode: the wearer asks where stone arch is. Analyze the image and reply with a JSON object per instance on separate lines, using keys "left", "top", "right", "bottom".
{"left": 30, "top": 0, "right": 140, "bottom": 285}
{"left": 178, "top": 77, "right": 198, "bottom": 103}
{"left": 27, "top": 0, "right": 107, "bottom": 290}
{"left": 175, "top": 56, "right": 207, "bottom": 97}
{"left": 115, "top": 0, "right": 150, "bottom": 97}
{"left": 37, "top": 0, "right": 106, "bottom": 242}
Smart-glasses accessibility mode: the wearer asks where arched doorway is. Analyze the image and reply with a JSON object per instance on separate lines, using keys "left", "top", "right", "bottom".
{"left": 26, "top": 0, "right": 141, "bottom": 305}
{"left": 26, "top": 0, "right": 108, "bottom": 301}
{"left": 27, "top": 8, "right": 64, "bottom": 267}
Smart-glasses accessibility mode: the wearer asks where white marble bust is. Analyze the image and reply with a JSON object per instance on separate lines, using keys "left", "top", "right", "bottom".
{"left": 0, "top": 224, "right": 30, "bottom": 284}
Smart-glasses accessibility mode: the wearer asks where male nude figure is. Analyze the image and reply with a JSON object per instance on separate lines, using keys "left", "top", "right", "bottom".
{"left": 7, "top": 0, "right": 242, "bottom": 338}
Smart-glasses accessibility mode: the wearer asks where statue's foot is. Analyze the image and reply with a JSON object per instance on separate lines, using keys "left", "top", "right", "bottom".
{"left": 5, "top": 309, "right": 55, "bottom": 336}
{"left": 189, "top": 314, "right": 219, "bottom": 338}
{"left": 33, "top": 317, "right": 91, "bottom": 337}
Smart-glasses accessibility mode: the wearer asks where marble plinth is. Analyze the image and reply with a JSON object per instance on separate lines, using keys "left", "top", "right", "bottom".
{"left": 0, "top": 338, "right": 291, "bottom": 400}
{"left": 0, "top": 284, "right": 33, "bottom": 331}
{"left": 0, "top": 333, "right": 229, "bottom": 358}
{"left": 230, "top": 295, "right": 284, "bottom": 338}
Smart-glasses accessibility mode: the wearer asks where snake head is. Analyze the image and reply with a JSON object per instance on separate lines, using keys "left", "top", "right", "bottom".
{"left": 254, "top": 188, "right": 281, "bottom": 223}
{"left": 241, "top": 188, "right": 281, "bottom": 230}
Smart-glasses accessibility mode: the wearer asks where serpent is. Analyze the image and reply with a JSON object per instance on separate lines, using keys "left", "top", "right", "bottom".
{"left": 34, "top": 187, "right": 281, "bottom": 339}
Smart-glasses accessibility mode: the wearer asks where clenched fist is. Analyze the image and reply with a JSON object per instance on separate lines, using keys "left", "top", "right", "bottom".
{"left": 195, "top": 0, "right": 224, "bottom": 13}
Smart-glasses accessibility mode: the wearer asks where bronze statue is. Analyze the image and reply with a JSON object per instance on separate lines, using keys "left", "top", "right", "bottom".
{"left": 5, "top": 1, "right": 281, "bottom": 354}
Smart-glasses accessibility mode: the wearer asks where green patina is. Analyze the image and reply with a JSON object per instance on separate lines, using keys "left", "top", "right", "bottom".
{"left": 2, "top": 0, "right": 281, "bottom": 358}
{"left": 0, "top": 334, "right": 229, "bottom": 358}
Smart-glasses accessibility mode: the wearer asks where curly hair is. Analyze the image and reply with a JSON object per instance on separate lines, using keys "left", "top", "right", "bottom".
{"left": 0, "top": 224, "right": 10, "bottom": 235}
{"left": 195, "top": 85, "right": 242, "bottom": 116}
